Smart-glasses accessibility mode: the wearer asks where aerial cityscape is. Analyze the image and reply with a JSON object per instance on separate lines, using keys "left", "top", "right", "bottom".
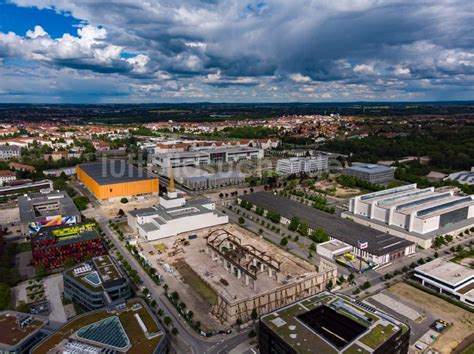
{"left": 0, "top": 1, "right": 473, "bottom": 354}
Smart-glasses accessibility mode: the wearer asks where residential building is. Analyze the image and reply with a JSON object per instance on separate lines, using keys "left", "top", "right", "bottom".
{"left": 32, "top": 299, "right": 169, "bottom": 354}
{"left": 241, "top": 192, "right": 415, "bottom": 265}
{"left": 0, "top": 311, "right": 51, "bottom": 354}
{"left": 31, "top": 222, "right": 105, "bottom": 269}
{"left": 0, "top": 170, "right": 16, "bottom": 186}
{"left": 18, "top": 191, "right": 82, "bottom": 235}
{"left": 8, "top": 162, "right": 36, "bottom": 172}
{"left": 64, "top": 255, "right": 131, "bottom": 311}
{"left": 0, "top": 145, "right": 21, "bottom": 160}
{"left": 276, "top": 155, "right": 328, "bottom": 174}
{"left": 43, "top": 166, "right": 76, "bottom": 177}
{"left": 414, "top": 258, "right": 473, "bottom": 307}
{"left": 259, "top": 292, "right": 410, "bottom": 354}
{"left": 0, "top": 179, "right": 52, "bottom": 201}
{"left": 345, "top": 184, "right": 474, "bottom": 248}
{"left": 344, "top": 163, "right": 395, "bottom": 184}
{"left": 77, "top": 161, "right": 159, "bottom": 200}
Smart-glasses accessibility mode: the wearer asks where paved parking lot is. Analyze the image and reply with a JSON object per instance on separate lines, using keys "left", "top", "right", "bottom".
{"left": 371, "top": 293, "right": 422, "bottom": 321}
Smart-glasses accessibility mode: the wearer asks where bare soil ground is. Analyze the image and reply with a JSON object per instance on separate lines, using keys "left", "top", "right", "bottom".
{"left": 389, "top": 282, "right": 474, "bottom": 354}
{"left": 314, "top": 180, "right": 361, "bottom": 198}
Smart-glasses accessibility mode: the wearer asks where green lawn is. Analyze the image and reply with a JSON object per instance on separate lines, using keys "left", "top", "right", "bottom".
{"left": 173, "top": 259, "right": 217, "bottom": 306}
{"left": 360, "top": 324, "right": 395, "bottom": 349}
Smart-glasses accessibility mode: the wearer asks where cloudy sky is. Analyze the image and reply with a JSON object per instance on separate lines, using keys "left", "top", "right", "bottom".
{"left": 0, "top": 0, "right": 473, "bottom": 103}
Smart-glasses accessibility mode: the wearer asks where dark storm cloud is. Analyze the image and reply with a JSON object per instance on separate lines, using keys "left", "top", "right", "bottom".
{"left": 1, "top": 0, "right": 474, "bottom": 102}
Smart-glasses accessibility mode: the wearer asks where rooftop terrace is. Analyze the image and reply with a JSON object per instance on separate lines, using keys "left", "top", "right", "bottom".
{"left": 32, "top": 299, "right": 163, "bottom": 354}
{"left": 261, "top": 292, "right": 406, "bottom": 354}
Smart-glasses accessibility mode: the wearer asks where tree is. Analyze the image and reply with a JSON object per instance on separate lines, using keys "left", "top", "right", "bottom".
{"left": 309, "top": 243, "right": 316, "bottom": 252}
{"left": 298, "top": 222, "right": 309, "bottom": 237}
{"left": 238, "top": 217, "right": 245, "bottom": 225}
{"left": 170, "top": 291, "right": 180, "bottom": 302}
{"left": 63, "top": 258, "right": 75, "bottom": 269}
{"left": 248, "top": 329, "right": 257, "bottom": 338}
{"left": 0, "top": 283, "right": 10, "bottom": 310}
{"left": 348, "top": 273, "right": 355, "bottom": 282}
{"left": 120, "top": 197, "right": 129, "bottom": 204}
{"left": 280, "top": 237, "right": 288, "bottom": 247}
{"left": 326, "top": 279, "right": 334, "bottom": 291}
{"left": 362, "top": 281, "right": 371, "bottom": 290}
{"left": 163, "top": 316, "right": 172, "bottom": 326}
{"left": 251, "top": 308, "right": 258, "bottom": 320}
{"left": 310, "top": 228, "right": 329, "bottom": 243}
{"left": 288, "top": 216, "right": 300, "bottom": 231}
{"left": 73, "top": 196, "right": 89, "bottom": 211}
{"left": 171, "top": 327, "right": 179, "bottom": 335}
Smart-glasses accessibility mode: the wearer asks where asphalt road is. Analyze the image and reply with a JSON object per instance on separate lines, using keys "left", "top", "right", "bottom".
{"left": 97, "top": 211, "right": 251, "bottom": 354}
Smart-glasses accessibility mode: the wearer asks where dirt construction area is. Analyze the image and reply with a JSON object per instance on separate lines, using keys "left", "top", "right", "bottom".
{"left": 389, "top": 282, "right": 474, "bottom": 354}
{"left": 99, "top": 195, "right": 161, "bottom": 218}
{"left": 314, "top": 179, "right": 362, "bottom": 198}
{"left": 138, "top": 224, "right": 318, "bottom": 329}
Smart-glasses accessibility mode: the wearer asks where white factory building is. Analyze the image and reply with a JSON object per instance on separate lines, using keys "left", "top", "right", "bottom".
{"left": 152, "top": 147, "right": 264, "bottom": 169}
{"left": 276, "top": 155, "right": 328, "bottom": 175}
{"left": 414, "top": 258, "right": 474, "bottom": 307}
{"left": 343, "top": 184, "right": 474, "bottom": 248}
{"left": 445, "top": 168, "right": 474, "bottom": 186}
{"left": 127, "top": 190, "right": 228, "bottom": 241}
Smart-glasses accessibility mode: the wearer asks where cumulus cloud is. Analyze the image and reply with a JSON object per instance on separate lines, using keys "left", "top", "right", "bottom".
{"left": 2, "top": 0, "right": 474, "bottom": 102}
{"left": 0, "top": 24, "right": 151, "bottom": 75}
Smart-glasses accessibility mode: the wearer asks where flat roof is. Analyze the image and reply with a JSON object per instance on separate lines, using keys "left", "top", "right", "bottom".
{"left": 66, "top": 255, "right": 126, "bottom": 291}
{"left": 346, "top": 164, "right": 393, "bottom": 173}
{"left": 0, "top": 312, "right": 48, "bottom": 348}
{"left": 18, "top": 191, "right": 80, "bottom": 224}
{"left": 32, "top": 299, "right": 164, "bottom": 354}
{"left": 78, "top": 161, "right": 157, "bottom": 185}
{"left": 260, "top": 292, "right": 406, "bottom": 354}
{"left": 415, "top": 258, "right": 474, "bottom": 287}
{"left": 242, "top": 192, "right": 414, "bottom": 256}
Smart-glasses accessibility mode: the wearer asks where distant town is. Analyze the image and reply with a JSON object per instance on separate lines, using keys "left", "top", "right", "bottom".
{"left": 0, "top": 103, "right": 472, "bottom": 354}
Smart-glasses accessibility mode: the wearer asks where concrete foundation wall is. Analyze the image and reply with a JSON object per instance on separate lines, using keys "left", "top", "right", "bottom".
{"left": 211, "top": 261, "right": 337, "bottom": 324}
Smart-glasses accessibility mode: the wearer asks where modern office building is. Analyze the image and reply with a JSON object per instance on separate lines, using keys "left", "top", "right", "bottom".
{"left": 31, "top": 222, "right": 106, "bottom": 269}
{"left": 18, "top": 190, "right": 81, "bottom": 235}
{"left": 344, "top": 163, "right": 395, "bottom": 183}
{"left": 445, "top": 168, "right": 474, "bottom": 186}
{"left": 345, "top": 184, "right": 474, "bottom": 248}
{"left": 152, "top": 147, "right": 264, "bottom": 169}
{"left": 276, "top": 155, "right": 329, "bottom": 175}
{"left": 259, "top": 292, "right": 410, "bottom": 354}
{"left": 64, "top": 255, "right": 131, "bottom": 311}
{"left": 0, "top": 145, "right": 21, "bottom": 160}
{"left": 183, "top": 171, "right": 245, "bottom": 190}
{"left": 0, "top": 311, "right": 50, "bottom": 354}
{"left": 32, "top": 299, "right": 169, "bottom": 354}
{"left": 241, "top": 192, "right": 415, "bottom": 265}
{"left": 414, "top": 258, "right": 474, "bottom": 307}
{"left": 77, "top": 161, "right": 159, "bottom": 200}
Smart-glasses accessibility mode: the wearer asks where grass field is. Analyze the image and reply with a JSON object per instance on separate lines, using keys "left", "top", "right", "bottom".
{"left": 174, "top": 258, "right": 218, "bottom": 306}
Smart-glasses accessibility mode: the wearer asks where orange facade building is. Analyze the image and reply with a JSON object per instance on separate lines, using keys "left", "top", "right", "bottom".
{"left": 77, "top": 161, "right": 159, "bottom": 200}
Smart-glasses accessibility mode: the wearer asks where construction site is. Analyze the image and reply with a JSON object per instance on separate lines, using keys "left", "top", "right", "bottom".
{"left": 140, "top": 224, "right": 337, "bottom": 325}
